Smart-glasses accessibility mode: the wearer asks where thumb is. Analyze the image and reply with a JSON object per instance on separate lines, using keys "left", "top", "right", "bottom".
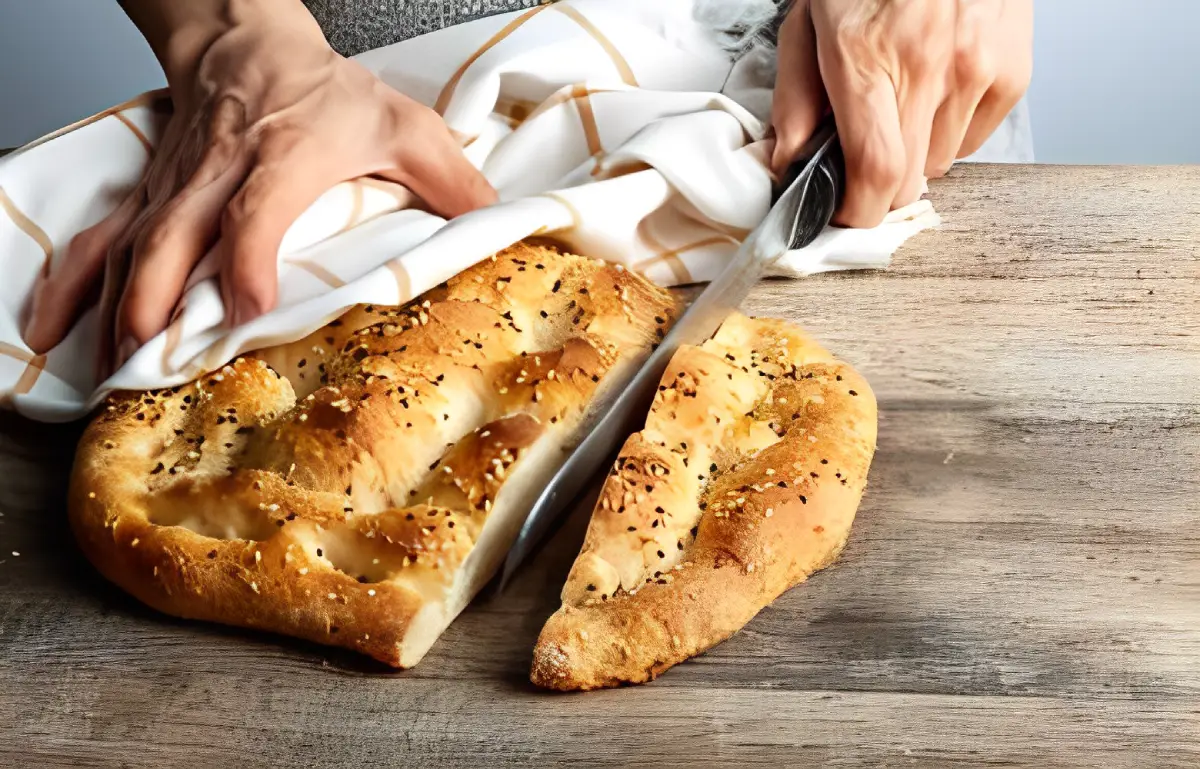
{"left": 770, "top": 0, "right": 827, "bottom": 176}
{"left": 382, "top": 116, "right": 497, "bottom": 219}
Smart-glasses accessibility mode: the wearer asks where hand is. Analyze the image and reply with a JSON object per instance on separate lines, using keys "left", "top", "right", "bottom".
{"left": 23, "top": 0, "right": 496, "bottom": 374}
{"left": 771, "top": 0, "right": 1033, "bottom": 228}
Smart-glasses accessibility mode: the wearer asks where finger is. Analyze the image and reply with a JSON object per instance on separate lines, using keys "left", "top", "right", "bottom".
{"left": 23, "top": 186, "right": 142, "bottom": 353}
{"left": 892, "top": 85, "right": 943, "bottom": 209}
{"left": 925, "top": 60, "right": 992, "bottom": 176}
{"left": 219, "top": 142, "right": 345, "bottom": 328}
{"left": 817, "top": 43, "right": 905, "bottom": 228}
{"left": 769, "top": 0, "right": 828, "bottom": 176}
{"left": 380, "top": 106, "right": 497, "bottom": 218}
{"left": 115, "top": 139, "right": 249, "bottom": 350}
{"left": 957, "top": 70, "right": 1031, "bottom": 160}
{"left": 112, "top": 96, "right": 252, "bottom": 372}
{"left": 957, "top": 1, "right": 1033, "bottom": 159}
{"left": 925, "top": 4, "right": 997, "bottom": 177}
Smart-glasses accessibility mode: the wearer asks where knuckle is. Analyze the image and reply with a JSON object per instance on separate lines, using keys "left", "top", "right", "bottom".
{"left": 833, "top": 18, "right": 871, "bottom": 57}
{"left": 130, "top": 216, "right": 171, "bottom": 260}
{"left": 998, "top": 52, "right": 1034, "bottom": 96}
{"left": 954, "top": 46, "right": 995, "bottom": 91}
{"left": 117, "top": 298, "right": 156, "bottom": 344}
{"left": 405, "top": 101, "right": 445, "bottom": 132}
{"left": 69, "top": 222, "right": 111, "bottom": 261}
{"left": 854, "top": 141, "right": 906, "bottom": 193}
{"left": 220, "top": 199, "right": 246, "bottom": 237}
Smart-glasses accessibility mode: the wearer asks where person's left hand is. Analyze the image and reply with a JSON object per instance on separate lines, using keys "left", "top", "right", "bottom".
{"left": 770, "top": 0, "right": 1034, "bottom": 228}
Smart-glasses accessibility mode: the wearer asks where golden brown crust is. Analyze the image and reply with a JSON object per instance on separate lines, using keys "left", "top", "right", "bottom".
{"left": 531, "top": 314, "right": 878, "bottom": 690}
{"left": 69, "top": 243, "right": 677, "bottom": 667}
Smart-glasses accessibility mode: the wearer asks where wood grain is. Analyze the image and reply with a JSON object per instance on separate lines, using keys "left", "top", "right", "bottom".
{"left": 1, "top": 164, "right": 1197, "bottom": 767}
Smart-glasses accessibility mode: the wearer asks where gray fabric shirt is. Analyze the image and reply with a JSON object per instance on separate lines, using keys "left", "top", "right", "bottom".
{"left": 302, "top": 0, "right": 541, "bottom": 57}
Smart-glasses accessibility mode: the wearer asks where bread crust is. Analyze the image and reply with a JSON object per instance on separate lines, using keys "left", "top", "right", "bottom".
{"left": 531, "top": 314, "right": 878, "bottom": 690}
{"left": 69, "top": 243, "right": 677, "bottom": 667}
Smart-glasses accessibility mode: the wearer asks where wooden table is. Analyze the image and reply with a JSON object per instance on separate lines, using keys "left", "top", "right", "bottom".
{"left": 1, "top": 165, "right": 1197, "bottom": 767}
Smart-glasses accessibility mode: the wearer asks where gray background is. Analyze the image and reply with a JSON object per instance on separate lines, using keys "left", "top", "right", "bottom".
{"left": 0, "top": 0, "right": 1197, "bottom": 163}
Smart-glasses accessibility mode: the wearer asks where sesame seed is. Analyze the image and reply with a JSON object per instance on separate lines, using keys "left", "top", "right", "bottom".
{"left": 367, "top": 589, "right": 376, "bottom": 596}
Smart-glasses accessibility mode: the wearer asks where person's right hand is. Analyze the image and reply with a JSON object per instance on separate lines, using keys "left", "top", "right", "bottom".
{"left": 23, "top": 0, "right": 496, "bottom": 375}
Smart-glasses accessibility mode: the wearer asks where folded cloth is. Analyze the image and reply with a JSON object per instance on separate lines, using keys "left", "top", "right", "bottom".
{"left": 0, "top": 0, "right": 938, "bottom": 423}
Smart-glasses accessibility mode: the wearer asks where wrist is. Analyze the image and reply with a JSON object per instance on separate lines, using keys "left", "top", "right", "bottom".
{"left": 121, "top": 0, "right": 326, "bottom": 90}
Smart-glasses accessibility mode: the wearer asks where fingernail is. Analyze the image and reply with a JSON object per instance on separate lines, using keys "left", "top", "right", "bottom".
{"left": 115, "top": 336, "right": 139, "bottom": 371}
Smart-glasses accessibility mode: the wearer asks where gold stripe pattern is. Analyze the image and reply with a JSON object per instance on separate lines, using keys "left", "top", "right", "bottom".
{"left": 339, "top": 182, "right": 366, "bottom": 235}
{"left": 538, "top": 193, "right": 583, "bottom": 231}
{"left": 113, "top": 112, "right": 153, "bottom": 156}
{"left": 635, "top": 221, "right": 738, "bottom": 285}
{"left": 0, "top": 186, "right": 54, "bottom": 276}
{"left": 17, "top": 90, "right": 168, "bottom": 155}
{"left": 572, "top": 85, "right": 603, "bottom": 161}
{"left": 552, "top": 5, "right": 639, "bottom": 87}
{"left": 387, "top": 260, "right": 413, "bottom": 303}
{"left": 435, "top": 6, "right": 549, "bottom": 116}
{"left": 289, "top": 260, "right": 347, "bottom": 288}
{"left": 0, "top": 343, "right": 47, "bottom": 405}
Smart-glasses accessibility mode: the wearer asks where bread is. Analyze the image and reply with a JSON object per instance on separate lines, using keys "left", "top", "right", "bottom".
{"left": 68, "top": 243, "right": 678, "bottom": 668}
{"left": 531, "top": 313, "right": 877, "bottom": 690}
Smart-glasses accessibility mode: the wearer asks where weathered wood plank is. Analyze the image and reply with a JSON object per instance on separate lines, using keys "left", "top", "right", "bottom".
{"left": 1, "top": 164, "right": 1197, "bottom": 766}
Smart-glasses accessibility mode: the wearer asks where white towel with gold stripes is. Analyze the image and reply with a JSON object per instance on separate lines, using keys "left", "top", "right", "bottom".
{"left": 0, "top": 0, "right": 938, "bottom": 422}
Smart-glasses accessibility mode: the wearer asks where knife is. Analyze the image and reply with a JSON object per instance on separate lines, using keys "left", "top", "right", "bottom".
{"left": 497, "top": 117, "right": 845, "bottom": 591}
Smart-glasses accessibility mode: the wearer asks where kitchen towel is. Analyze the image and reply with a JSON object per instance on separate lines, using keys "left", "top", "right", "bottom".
{"left": 0, "top": 0, "right": 938, "bottom": 422}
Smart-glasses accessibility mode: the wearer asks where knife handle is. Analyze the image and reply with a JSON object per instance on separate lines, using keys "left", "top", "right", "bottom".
{"left": 773, "top": 114, "right": 845, "bottom": 251}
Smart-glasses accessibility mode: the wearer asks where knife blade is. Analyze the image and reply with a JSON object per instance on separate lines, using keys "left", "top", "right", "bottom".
{"left": 496, "top": 117, "right": 845, "bottom": 591}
